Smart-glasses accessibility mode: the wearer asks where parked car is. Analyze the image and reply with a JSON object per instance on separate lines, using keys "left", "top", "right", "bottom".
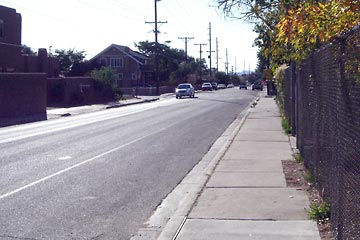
{"left": 211, "top": 82, "right": 218, "bottom": 90}
{"left": 239, "top": 82, "right": 247, "bottom": 90}
{"left": 252, "top": 81, "right": 263, "bottom": 91}
{"left": 227, "top": 83, "right": 234, "bottom": 88}
{"left": 202, "top": 82, "right": 213, "bottom": 91}
{"left": 217, "top": 83, "right": 226, "bottom": 89}
{"left": 175, "top": 83, "right": 195, "bottom": 98}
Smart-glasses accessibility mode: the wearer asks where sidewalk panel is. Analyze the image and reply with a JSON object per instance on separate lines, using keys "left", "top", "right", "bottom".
{"left": 206, "top": 172, "right": 286, "bottom": 188}
{"left": 239, "top": 117, "right": 283, "bottom": 131}
{"left": 234, "top": 130, "right": 288, "bottom": 142}
{"left": 176, "top": 219, "right": 321, "bottom": 240}
{"left": 189, "top": 188, "right": 310, "bottom": 220}
{"left": 216, "top": 159, "right": 284, "bottom": 172}
{"left": 223, "top": 141, "right": 293, "bottom": 161}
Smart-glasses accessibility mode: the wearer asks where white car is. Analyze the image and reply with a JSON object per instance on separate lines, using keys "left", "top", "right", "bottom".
{"left": 175, "top": 83, "right": 195, "bottom": 98}
{"left": 201, "top": 82, "right": 213, "bottom": 91}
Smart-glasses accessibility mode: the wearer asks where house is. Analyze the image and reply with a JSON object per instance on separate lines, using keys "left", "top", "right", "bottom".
{"left": 90, "top": 44, "right": 151, "bottom": 88}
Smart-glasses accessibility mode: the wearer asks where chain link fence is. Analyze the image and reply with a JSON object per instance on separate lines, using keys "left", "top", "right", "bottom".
{"left": 282, "top": 26, "right": 360, "bottom": 239}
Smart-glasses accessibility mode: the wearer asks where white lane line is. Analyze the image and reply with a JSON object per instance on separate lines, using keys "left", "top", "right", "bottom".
{"left": 0, "top": 99, "right": 178, "bottom": 145}
{"left": 0, "top": 125, "right": 170, "bottom": 201}
{"left": 0, "top": 107, "right": 152, "bottom": 145}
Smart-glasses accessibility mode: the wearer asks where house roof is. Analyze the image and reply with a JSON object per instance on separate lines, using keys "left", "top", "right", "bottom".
{"left": 90, "top": 44, "right": 149, "bottom": 65}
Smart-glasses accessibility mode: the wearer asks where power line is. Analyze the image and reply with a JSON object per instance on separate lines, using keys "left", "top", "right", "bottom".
{"left": 207, "top": 22, "right": 215, "bottom": 81}
{"left": 194, "top": 43, "right": 207, "bottom": 82}
{"left": 178, "top": 37, "right": 194, "bottom": 60}
{"left": 145, "top": 0, "right": 168, "bottom": 96}
{"left": 105, "top": 0, "right": 148, "bottom": 18}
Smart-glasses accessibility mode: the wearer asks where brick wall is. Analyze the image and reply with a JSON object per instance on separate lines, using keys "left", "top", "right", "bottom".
{"left": 0, "top": 73, "right": 47, "bottom": 127}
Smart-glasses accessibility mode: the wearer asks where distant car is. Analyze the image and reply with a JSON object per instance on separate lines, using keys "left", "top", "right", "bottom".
{"left": 202, "top": 82, "right": 213, "bottom": 91}
{"left": 239, "top": 82, "right": 247, "bottom": 90}
{"left": 227, "top": 83, "right": 234, "bottom": 88}
{"left": 175, "top": 83, "right": 195, "bottom": 98}
{"left": 252, "top": 81, "right": 263, "bottom": 91}
{"left": 211, "top": 82, "right": 218, "bottom": 90}
{"left": 217, "top": 84, "right": 226, "bottom": 89}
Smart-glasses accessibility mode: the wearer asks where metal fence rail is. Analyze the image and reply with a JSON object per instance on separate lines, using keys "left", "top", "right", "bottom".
{"left": 283, "top": 26, "right": 360, "bottom": 239}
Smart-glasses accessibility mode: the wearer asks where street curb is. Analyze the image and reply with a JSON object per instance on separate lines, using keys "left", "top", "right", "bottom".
{"left": 130, "top": 96, "right": 256, "bottom": 240}
{"left": 105, "top": 98, "right": 160, "bottom": 109}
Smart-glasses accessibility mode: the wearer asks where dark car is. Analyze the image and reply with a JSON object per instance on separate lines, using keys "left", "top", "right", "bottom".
{"left": 239, "top": 82, "right": 247, "bottom": 90}
{"left": 211, "top": 82, "right": 218, "bottom": 90}
{"left": 252, "top": 81, "right": 263, "bottom": 91}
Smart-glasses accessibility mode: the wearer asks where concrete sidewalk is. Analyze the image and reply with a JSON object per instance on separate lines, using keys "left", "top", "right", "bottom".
{"left": 132, "top": 95, "right": 321, "bottom": 240}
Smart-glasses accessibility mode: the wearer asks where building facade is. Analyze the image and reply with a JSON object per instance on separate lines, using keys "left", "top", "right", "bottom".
{"left": 91, "top": 44, "right": 150, "bottom": 88}
{"left": 0, "top": 5, "right": 22, "bottom": 72}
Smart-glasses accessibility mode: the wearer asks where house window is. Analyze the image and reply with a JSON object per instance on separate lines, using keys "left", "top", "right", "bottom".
{"left": 0, "top": 19, "right": 4, "bottom": 39}
{"left": 132, "top": 73, "right": 137, "bottom": 80}
{"left": 110, "top": 58, "right": 123, "bottom": 68}
{"left": 99, "top": 57, "right": 107, "bottom": 66}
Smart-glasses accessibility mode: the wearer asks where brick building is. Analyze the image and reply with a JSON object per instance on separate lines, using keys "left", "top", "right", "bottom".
{"left": 0, "top": 5, "right": 59, "bottom": 76}
{"left": 0, "top": 5, "right": 22, "bottom": 72}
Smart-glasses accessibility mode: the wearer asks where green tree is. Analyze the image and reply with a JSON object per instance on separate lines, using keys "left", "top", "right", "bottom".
{"left": 21, "top": 45, "right": 36, "bottom": 55}
{"left": 135, "top": 41, "right": 198, "bottom": 85}
{"left": 217, "top": 0, "right": 360, "bottom": 66}
{"left": 54, "top": 48, "right": 86, "bottom": 76}
{"left": 215, "top": 71, "right": 230, "bottom": 85}
{"left": 91, "top": 66, "right": 122, "bottom": 100}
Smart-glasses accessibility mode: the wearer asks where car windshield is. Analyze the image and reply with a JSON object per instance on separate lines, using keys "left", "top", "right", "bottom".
{"left": 178, "top": 84, "right": 190, "bottom": 89}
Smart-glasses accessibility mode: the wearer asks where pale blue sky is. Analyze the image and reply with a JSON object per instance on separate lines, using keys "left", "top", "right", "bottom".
{"left": 0, "top": 0, "right": 258, "bottom": 71}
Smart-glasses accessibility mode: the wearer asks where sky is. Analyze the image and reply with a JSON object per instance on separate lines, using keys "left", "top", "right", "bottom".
{"left": 0, "top": 0, "right": 259, "bottom": 72}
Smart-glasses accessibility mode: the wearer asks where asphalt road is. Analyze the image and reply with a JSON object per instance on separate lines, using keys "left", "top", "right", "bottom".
{"left": 0, "top": 88, "right": 259, "bottom": 240}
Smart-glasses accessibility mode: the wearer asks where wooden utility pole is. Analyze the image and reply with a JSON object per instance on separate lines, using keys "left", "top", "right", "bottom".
{"left": 178, "top": 37, "right": 194, "bottom": 61}
{"left": 207, "top": 22, "right": 215, "bottom": 81}
{"left": 195, "top": 43, "right": 207, "bottom": 82}
{"left": 145, "top": 0, "right": 167, "bottom": 95}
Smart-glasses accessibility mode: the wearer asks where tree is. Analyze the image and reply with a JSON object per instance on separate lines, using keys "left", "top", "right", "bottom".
{"left": 21, "top": 45, "right": 36, "bottom": 55}
{"left": 54, "top": 48, "right": 86, "bottom": 76}
{"left": 91, "top": 66, "right": 122, "bottom": 100}
{"left": 215, "top": 71, "right": 230, "bottom": 85}
{"left": 216, "top": 0, "right": 360, "bottom": 66}
{"left": 135, "top": 41, "right": 198, "bottom": 85}
{"left": 275, "top": 0, "right": 360, "bottom": 61}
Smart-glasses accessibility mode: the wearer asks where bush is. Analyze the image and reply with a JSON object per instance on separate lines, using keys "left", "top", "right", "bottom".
{"left": 281, "top": 117, "right": 292, "bottom": 134}
{"left": 308, "top": 201, "right": 330, "bottom": 223}
{"left": 91, "top": 67, "right": 122, "bottom": 101}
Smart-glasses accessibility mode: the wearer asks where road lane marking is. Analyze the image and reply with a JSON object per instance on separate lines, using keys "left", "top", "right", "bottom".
{"left": 0, "top": 99, "right": 179, "bottom": 145}
{"left": 0, "top": 124, "right": 174, "bottom": 201}
{"left": 58, "top": 156, "right": 72, "bottom": 160}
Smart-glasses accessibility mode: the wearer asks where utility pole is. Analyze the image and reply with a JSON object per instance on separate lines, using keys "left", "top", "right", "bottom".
{"left": 178, "top": 37, "right": 194, "bottom": 61}
{"left": 194, "top": 43, "right": 207, "bottom": 82}
{"left": 225, "top": 48, "right": 229, "bottom": 75}
{"left": 207, "top": 22, "right": 215, "bottom": 82}
{"left": 145, "top": 0, "right": 167, "bottom": 96}
{"left": 235, "top": 56, "right": 237, "bottom": 74}
{"left": 216, "top": 38, "right": 219, "bottom": 73}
